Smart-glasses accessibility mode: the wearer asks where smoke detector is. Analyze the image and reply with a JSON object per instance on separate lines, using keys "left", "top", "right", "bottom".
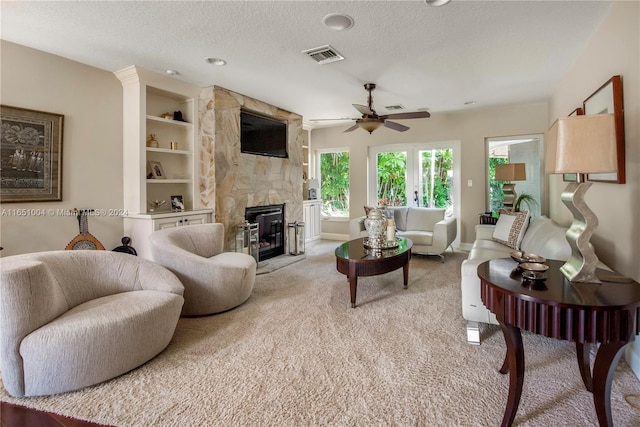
{"left": 302, "top": 45, "right": 345, "bottom": 65}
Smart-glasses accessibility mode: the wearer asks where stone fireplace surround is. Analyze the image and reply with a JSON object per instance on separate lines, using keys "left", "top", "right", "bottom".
{"left": 198, "top": 86, "right": 304, "bottom": 252}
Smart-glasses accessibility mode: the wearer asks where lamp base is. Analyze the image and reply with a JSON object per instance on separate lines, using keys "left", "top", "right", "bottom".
{"left": 502, "top": 183, "right": 516, "bottom": 210}
{"left": 560, "top": 181, "right": 600, "bottom": 283}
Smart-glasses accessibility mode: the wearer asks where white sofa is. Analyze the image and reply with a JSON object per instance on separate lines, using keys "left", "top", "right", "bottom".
{"left": 349, "top": 207, "right": 457, "bottom": 261}
{"left": 461, "top": 215, "right": 576, "bottom": 344}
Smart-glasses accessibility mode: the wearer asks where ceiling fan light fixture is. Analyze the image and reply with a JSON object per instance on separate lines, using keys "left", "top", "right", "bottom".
{"left": 322, "top": 13, "right": 354, "bottom": 31}
{"left": 357, "top": 119, "right": 383, "bottom": 134}
{"left": 425, "top": 0, "right": 452, "bottom": 6}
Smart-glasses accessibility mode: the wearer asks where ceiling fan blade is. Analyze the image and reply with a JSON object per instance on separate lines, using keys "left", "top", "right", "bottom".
{"left": 353, "top": 104, "right": 374, "bottom": 116}
{"left": 343, "top": 124, "right": 360, "bottom": 133}
{"left": 310, "top": 118, "right": 358, "bottom": 122}
{"left": 384, "top": 120, "right": 410, "bottom": 132}
{"left": 382, "top": 111, "right": 431, "bottom": 120}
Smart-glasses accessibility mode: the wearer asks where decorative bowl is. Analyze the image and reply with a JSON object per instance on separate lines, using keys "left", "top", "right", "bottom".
{"left": 520, "top": 262, "right": 549, "bottom": 281}
{"left": 510, "top": 251, "right": 547, "bottom": 264}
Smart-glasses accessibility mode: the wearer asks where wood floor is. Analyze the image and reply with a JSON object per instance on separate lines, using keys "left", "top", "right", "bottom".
{"left": 1, "top": 402, "right": 110, "bottom": 427}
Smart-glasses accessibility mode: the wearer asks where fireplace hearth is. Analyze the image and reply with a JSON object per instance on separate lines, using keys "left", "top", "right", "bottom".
{"left": 245, "top": 204, "right": 285, "bottom": 261}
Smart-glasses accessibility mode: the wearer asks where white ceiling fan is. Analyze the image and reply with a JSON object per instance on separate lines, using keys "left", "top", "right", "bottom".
{"left": 312, "top": 83, "right": 431, "bottom": 134}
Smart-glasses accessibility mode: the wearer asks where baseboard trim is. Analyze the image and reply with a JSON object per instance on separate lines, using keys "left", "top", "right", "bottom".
{"left": 320, "top": 232, "right": 349, "bottom": 241}
{"left": 458, "top": 242, "right": 473, "bottom": 251}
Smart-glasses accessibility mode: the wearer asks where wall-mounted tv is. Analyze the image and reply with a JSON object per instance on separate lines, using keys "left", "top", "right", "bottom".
{"left": 240, "top": 110, "right": 288, "bottom": 158}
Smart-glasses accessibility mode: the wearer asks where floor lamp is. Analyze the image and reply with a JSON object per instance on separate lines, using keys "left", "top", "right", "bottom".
{"left": 545, "top": 113, "right": 617, "bottom": 283}
{"left": 495, "top": 163, "right": 526, "bottom": 210}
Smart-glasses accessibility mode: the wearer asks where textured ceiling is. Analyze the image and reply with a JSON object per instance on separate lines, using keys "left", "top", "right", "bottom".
{"left": 1, "top": 1, "right": 611, "bottom": 126}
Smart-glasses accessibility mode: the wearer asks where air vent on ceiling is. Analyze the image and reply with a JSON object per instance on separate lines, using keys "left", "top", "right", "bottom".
{"left": 385, "top": 105, "right": 405, "bottom": 111}
{"left": 301, "top": 45, "right": 345, "bottom": 65}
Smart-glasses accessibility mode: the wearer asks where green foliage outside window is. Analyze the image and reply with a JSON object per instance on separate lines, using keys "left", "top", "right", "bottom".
{"left": 320, "top": 151, "right": 350, "bottom": 217}
{"left": 376, "top": 149, "right": 453, "bottom": 209}
{"left": 377, "top": 152, "right": 406, "bottom": 206}
{"left": 420, "top": 149, "right": 453, "bottom": 209}
{"left": 489, "top": 157, "right": 509, "bottom": 212}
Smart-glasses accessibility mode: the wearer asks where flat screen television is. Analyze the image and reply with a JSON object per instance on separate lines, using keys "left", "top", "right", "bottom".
{"left": 240, "top": 111, "right": 288, "bottom": 158}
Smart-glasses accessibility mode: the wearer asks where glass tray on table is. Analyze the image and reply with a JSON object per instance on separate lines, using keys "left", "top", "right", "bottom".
{"left": 363, "top": 238, "right": 400, "bottom": 250}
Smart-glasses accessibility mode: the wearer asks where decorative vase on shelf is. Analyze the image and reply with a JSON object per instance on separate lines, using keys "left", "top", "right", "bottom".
{"left": 146, "top": 134, "right": 159, "bottom": 148}
{"left": 364, "top": 208, "right": 386, "bottom": 249}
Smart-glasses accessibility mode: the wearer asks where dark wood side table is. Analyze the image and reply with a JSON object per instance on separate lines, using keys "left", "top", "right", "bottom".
{"left": 335, "top": 237, "right": 413, "bottom": 308}
{"left": 479, "top": 212, "right": 499, "bottom": 225}
{"left": 478, "top": 258, "right": 640, "bottom": 427}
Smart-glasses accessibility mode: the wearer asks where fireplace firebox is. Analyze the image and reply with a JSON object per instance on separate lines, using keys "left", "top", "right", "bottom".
{"left": 245, "top": 204, "right": 285, "bottom": 261}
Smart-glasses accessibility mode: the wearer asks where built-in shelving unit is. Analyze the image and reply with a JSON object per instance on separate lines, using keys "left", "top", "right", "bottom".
{"left": 115, "top": 66, "right": 213, "bottom": 258}
{"left": 302, "top": 125, "right": 312, "bottom": 200}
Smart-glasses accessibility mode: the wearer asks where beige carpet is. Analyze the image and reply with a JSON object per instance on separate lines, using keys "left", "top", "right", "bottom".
{"left": 2, "top": 240, "right": 639, "bottom": 426}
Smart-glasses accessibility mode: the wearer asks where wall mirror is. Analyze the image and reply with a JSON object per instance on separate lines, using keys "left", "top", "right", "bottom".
{"left": 582, "top": 75, "right": 625, "bottom": 183}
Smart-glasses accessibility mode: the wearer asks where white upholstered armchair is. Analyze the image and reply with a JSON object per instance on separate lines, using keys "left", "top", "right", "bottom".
{"left": 349, "top": 207, "right": 457, "bottom": 261}
{"left": 0, "top": 251, "right": 184, "bottom": 397}
{"left": 149, "top": 223, "right": 257, "bottom": 316}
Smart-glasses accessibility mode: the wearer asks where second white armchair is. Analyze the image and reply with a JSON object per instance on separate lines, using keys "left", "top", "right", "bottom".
{"left": 349, "top": 207, "right": 457, "bottom": 262}
{"left": 149, "top": 223, "right": 257, "bottom": 316}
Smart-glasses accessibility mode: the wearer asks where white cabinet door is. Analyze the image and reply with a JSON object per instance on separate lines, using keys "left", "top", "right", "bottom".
{"left": 183, "top": 214, "right": 208, "bottom": 226}
{"left": 303, "top": 204, "right": 312, "bottom": 241}
{"left": 154, "top": 217, "right": 182, "bottom": 230}
{"left": 154, "top": 213, "right": 209, "bottom": 230}
{"left": 310, "top": 202, "right": 321, "bottom": 240}
{"left": 303, "top": 201, "right": 321, "bottom": 242}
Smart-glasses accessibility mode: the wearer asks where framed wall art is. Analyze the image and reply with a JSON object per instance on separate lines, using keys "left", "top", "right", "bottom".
{"left": 582, "top": 75, "right": 625, "bottom": 183}
{"left": 1, "top": 105, "right": 64, "bottom": 202}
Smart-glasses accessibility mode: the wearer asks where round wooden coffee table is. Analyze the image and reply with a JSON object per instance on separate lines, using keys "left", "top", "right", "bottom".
{"left": 335, "top": 237, "right": 413, "bottom": 308}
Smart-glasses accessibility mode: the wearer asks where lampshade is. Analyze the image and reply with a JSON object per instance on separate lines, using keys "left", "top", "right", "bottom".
{"left": 495, "top": 163, "right": 526, "bottom": 182}
{"left": 358, "top": 119, "right": 383, "bottom": 133}
{"left": 545, "top": 114, "right": 617, "bottom": 174}
{"left": 307, "top": 178, "right": 319, "bottom": 189}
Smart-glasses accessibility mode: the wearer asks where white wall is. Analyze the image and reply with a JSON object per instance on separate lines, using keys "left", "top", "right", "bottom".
{"left": 1, "top": 41, "right": 124, "bottom": 255}
{"left": 311, "top": 102, "right": 548, "bottom": 245}
{"left": 548, "top": 1, "right": 639, "bottom": 280}
{"left": 547, "top": 2, "right": 640, "bottom": 376}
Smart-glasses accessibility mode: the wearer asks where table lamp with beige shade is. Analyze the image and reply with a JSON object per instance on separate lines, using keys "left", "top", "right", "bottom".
{"left": 494, "top": 163, "right": 526, "bottom": 210}
{"left": 545, "top": 113, "right": 617, "bottom": 283}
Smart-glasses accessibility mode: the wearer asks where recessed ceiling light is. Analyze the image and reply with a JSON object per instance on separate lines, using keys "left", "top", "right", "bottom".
{"left": 425, "top": 0, "right": 452, "bottom": 6}
{"left": 322, "top": 13, "right": 354, "bottom": 31}
{"left": 165, "top": 69, "right": 179, "bottom": 76}
{"left": 204, "top": 57, "right": 227, "bottom": 66}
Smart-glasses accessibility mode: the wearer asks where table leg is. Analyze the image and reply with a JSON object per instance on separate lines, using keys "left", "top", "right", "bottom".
{"left": 576, "top": 342, "right": 593, "bottom": 392}
{"left": 349, "top": 262, "right": 358, "bottom": 308}
{"left": 403, "top": 261, "right": 409, "bottom": 289}
{"left": 498, "top": 322, "right": 524, "bottom": 427}
{"left": 592, "top": 341, "right": 628, "bottom": 427}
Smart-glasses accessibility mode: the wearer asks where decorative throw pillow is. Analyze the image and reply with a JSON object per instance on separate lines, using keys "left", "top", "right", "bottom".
{"left": 492, "top": 211, "right": 530, "bottom": 250}
{"left": 364, "top": 206, "right": 375, "bottom": 216}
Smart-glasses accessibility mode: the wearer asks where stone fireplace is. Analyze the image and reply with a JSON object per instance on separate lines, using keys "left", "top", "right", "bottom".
{"left": 198, "top": 86, "right": 304, "bottom": 251}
